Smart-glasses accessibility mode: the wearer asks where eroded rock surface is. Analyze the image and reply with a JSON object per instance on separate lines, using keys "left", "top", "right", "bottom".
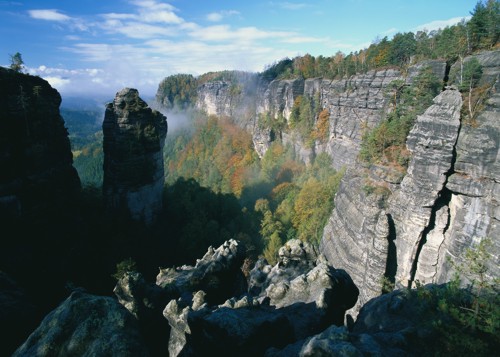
{"left": 13, "top": 290, "right": 148, "bottom": 357}
{"left": 390, "top": 89, "right": 462, "bottom": 287}
{"left": 156, "top": 239, "right": 248, "bottom": 305}
{"left": 163, "top": 239, "right": 358, "bottom": 356}
{"left": 103, "top": 88, "right": 167, "bottom": 225}
{"left": 320, "top": 50, "right": 500, "bottom": 317}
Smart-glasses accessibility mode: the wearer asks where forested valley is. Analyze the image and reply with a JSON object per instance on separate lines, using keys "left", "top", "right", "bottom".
{"left": 68, "top": 0, "right": 499, "bottom": 270}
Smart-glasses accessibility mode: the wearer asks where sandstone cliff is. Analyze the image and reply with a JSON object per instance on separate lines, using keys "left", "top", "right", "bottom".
{"left": 103, "top": 88, "right": 167, "bottom": 225}
{"left": 0, "top": 67, "right": 80, "bottom": 217}
{"left": 189, "top": 62, "right": 446, "bottom": 169}
{"left": 320, "top": 50, "right": 500, "bottom": 313}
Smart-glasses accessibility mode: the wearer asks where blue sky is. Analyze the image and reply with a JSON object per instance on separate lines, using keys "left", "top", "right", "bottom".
{"left": 0, "top": 0, "right": 477, "bottom": 97}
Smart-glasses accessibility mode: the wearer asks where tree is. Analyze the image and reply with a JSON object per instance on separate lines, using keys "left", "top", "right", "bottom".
{"left": 9, "top": 52, "right": 24, "bottom": 72}
{"left": 389, "top": 32, "right": 417, "bottom": 67}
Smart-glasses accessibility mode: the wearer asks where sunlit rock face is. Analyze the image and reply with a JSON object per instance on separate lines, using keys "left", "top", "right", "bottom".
{"left": 320, "top": 50, "right": 500, "bottom": 316}
{"left": 102, "top": 88, "right": 167, "bottom": 225}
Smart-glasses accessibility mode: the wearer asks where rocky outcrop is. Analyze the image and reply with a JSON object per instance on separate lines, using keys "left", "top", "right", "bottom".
{"left": 13, "top": 290, "right": 148, "bottom": 357}
{"left": 390, "top": 89, "right": 462, "bottom": 287}
{"left": 0, "top": 67, "right": 80, "bottom": 217}
{"left": 163, "top": 239, "right": 358, "bottom": 356}
{"left": 320, "top": 164, "right": 394, "bottom": 314}
{"left": 320, "top": 50, "right": 500, "bottom": 316}
{"left": 156, "top": 239, "right": 248, "bottom": 305}
{"left": 248, "top": 239, "right": 358, "bottom": 323}
{"left": 102, "top": 88, "right": 167, "bottom": 225}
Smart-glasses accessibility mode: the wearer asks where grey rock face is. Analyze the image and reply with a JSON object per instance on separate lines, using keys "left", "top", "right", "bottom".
{"left": 390, "top": 89, "right": 462, "bottom": 287}
{"left": 102, "top": 88, "right": 167, "bottom": 225}
{"left": 438, "top": 50, "right": 500, "bottom": 284}
{"left": 156, "top": 239, "right": 248, "bottom": 305}
{"left": 190, "top": 61, "right": 447, "bottom": 166}
{"left": 320, "top": 50, "right": 500, "bottom": 318}
{"left": 162, "top": 239, "right": 358, "bottom": 356}
{"left": 320, "top": 69, "right": 405, "bottom": 170}
{"left": 196, "top": 81, "right": 234, "bottom": 117}
{"left": 320, "top": 165, "right": 393, "bottom": 314}
{"left": 321, "top": 89, "right": 463, "bottom": 313}
{"left": 13, "top": 290, "right": 148, "bottom": 357}
{"left": 257, "top": 78, "right": 305, "bottom": 121}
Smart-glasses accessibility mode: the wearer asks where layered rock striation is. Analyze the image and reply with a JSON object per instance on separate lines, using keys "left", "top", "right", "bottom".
{"left": 320, "top": 50, "right": 500, "bottom": 314}
{"left": 390, "top": 89, "right": 462, "bottom": 287}
{"left": 103, "top": 88, "right": 167, "bottom": 225}
{"left": 190, "top": 62, "right": 447, "bottom": 168}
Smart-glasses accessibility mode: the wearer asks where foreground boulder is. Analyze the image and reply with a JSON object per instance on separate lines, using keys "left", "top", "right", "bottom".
{"left": 163, "top": 239, "right": 359, "bottom": 356}
{"left": 114, "top": 240, "right": 248, "bottom": 355}
{"left": 250, "top": 239, "right": 358, "bottom": 325}
{"left": 13, "top": 290, "right": 148, "bottom": 357}
{"left": 269, "top": 283, "right": 499, "bottom": 356}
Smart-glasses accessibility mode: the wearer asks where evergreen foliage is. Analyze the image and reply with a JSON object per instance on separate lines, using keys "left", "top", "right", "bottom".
{"left": 9, "top": 52, "right": 24, "bottom": 72}
{"left": 359, "top": 66, "right": 442, "bottom": 166}
{"left": 411, "top": 238, "right": 500, "bottom": 355}
{"left": 259, "top": 0, "right": 499, "bottom": 81}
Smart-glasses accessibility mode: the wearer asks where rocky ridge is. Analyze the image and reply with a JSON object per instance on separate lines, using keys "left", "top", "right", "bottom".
{"left": 102, "top": 88, "right": 167, "bottom": 225}
{"left": 15, "top": 238, "right": 486, "bottom": 356}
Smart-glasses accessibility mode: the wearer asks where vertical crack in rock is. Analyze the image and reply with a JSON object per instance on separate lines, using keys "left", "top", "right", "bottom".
{"left": 410, "top": 110, "right": 461, "bottom": 286}
{"left": 383, "top": 213, "right": 397, "bottom": 288}
{"left": 390, "top": 88, "right": 462, "bottom": 288}
{"left": 409, "top": 188, "right": 453, "bottom": 285}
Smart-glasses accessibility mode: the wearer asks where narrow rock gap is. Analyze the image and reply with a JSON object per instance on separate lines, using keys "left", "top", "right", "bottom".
{"left": 443, "top": 62, "right": 452, "bottom": 88}
{"left": 409, "top": 188, "right": 453, "bottom": 286}
{"left": 383, "top": 213, "right": 397, "bottom": 290}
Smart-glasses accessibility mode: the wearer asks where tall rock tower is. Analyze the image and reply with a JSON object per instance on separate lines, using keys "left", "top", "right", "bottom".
{"left": 103, "top": 88, "right": 167, "bottom": 225}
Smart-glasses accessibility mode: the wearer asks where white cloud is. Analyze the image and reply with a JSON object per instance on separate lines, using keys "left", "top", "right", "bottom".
{"left": 206, "top": 12, "right": 223, "bottom": 22}
{"left": 22, "top": 1, "right": 337, "bottom": 96}
{"left": 206, "top": 10, "right": 240, "bottom": 22}
{"left": 414, "top": 16, "right": 470, "bottom": 33}
{"left": 28, "top": 9, "right": 71, "bottom": 22}
{"left": 131, "top": 0, "right": 183, "bottom": 24}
